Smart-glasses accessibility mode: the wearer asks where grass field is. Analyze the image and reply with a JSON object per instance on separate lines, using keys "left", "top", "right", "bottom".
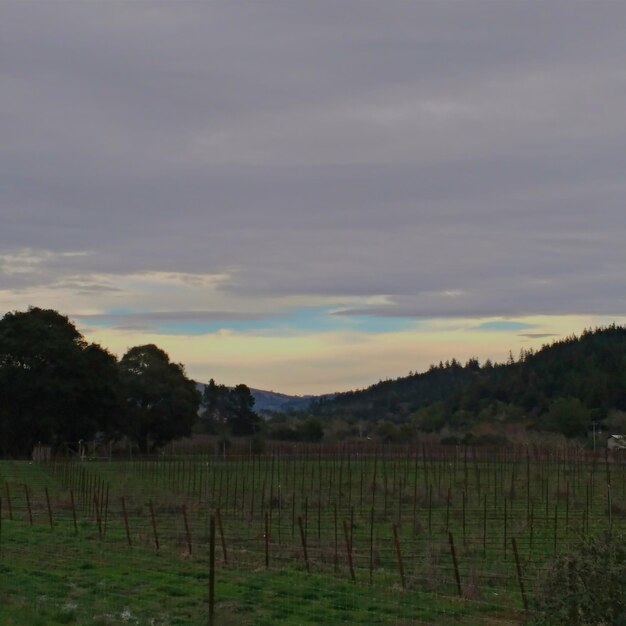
{"left": 1, "top": 443, "right": 624, "bottom": 624}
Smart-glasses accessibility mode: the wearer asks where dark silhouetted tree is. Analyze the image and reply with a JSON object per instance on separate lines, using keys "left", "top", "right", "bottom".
{"left": 227, "top": 384, "right": 261, "bottom": 436}
{"left": 542, "top": 397, "right": 590, "bottom": 438}
{"left": 119, "top": 344, "right": 200, "bottom": 452}
{"left": 0, "top": 307, "right": 123, "bottom": 456}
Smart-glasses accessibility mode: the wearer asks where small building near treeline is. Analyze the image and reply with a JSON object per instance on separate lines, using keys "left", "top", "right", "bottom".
{"left": 607, "top": 434, "right": 626, "bottom": 450}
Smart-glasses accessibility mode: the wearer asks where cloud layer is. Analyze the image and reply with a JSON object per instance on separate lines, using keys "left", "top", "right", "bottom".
{"left": 2, "top": 1, "right": 626, "bottom": 391}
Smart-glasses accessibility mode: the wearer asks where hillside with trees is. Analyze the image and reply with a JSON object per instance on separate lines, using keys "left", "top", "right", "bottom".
{"left": 309, "top": 325, "right": 626, "bottom": 440}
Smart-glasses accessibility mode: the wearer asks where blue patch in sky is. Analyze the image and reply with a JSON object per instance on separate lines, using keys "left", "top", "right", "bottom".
{"left": 477, "top": 320, "right": 536, "bottom": 332}
{"left": 83, "top": 307, "right": 416, "bottom": 336}
{"left": 169, "top": 307, "right": 338, "bottom": 335}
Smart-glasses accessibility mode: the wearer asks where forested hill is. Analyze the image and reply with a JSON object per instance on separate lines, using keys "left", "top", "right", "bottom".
{"left": 310, "top": 325, "right": 626, "bottom": 436}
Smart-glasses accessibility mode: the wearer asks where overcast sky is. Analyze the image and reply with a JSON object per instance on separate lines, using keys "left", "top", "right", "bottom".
{"left": 2, "top": 1, "right": 626, "bottom": 393}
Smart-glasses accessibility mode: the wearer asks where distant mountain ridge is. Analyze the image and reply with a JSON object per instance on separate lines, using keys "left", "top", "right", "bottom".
{"left": 248, "top": 388, "right": 317, "bottom": 413}
{"left": 195, "top": 382, "right": 318, "bottom": 414}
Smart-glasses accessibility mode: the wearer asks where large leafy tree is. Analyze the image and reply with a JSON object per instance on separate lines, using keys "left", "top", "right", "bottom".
{"left": 542, "top": 396, "right": 590, "bottom": 438}
{"left": 119, "top": 344, "right": 200, "bottom": 452}
{"left": 201, "top": 380, "right": 261, "bottom": 436}
{"left": 202, "top": 378, "right": 231, "bottom": 425}
{"left": 227, "top": 383, "right": 261, "bottom": 436}
{"left": 0, "top": 307, "right": 123, "bottom": 456}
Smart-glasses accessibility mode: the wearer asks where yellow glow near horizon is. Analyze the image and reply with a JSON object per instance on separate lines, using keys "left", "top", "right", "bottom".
{"left": 6, "top": 263, "right": 624, "bottom": 394}
{"left": 81, "top": 313, "right": 626, "bottom": 395}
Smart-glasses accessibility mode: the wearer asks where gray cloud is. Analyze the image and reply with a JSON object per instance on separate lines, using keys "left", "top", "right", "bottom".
{"left": 2, "top": 1, "right": 626, "bottom": 319}
{"left": 76, "top": 310, "right": 266, "bottom": 324}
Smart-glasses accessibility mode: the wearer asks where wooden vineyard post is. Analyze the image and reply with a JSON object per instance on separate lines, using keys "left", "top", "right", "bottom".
{"left": 103, "top": 483, "right": 110, "bottom": 537}
{"left": 482, "top": 494, "right": 487, "bottom": 559}
{"left": 372, "top": 450, "right": 378, "bottom": 507}
{"left": 529, "top": 501, "right": 534, "bottom": 559}
{"left": 347, "top": 452, "right": 353, "bottom": 510}
{"left": 121, "top": 497, "right": 132, "bottom": 547}
{"left": 86, "top": 473, "right": 93, "bottom": 517}
{"left": 5, "top": 483, "right": 12, "bottom": 521}
{"left": 392, "top": 524, "right": 406, "bottom": 590}
{"left": 473, "top": 447, "right": 481, "bottom": 500}
{"left": 526, "top": 453, "right": 531, "bottom": 522}
{"left": 511, "top": 538, "right": 528, "bottom": 611}
{"left": 298, "top": 515, "right": 310, "bottom": 573}
{"left": 565, "top": 481, "right": 570, "bottom": 538}
{"left": 208, "top": 514, "right": 216, "bottom": 626}
{"left": 24, "top": 484, "right": 33, "bottom": 525}
{"left": 269, "top": 453, "right": 276, "bottom": 530}
{"left": 70, "top": 489, "right": 78, "bottom": 534}
{"left": 264, "top": 511, "right": 269, "bottom": 569}
{"left": 328, "top": 453, "right": 335, "bottom": 508}
{"left": 149, "top": 500, "right": 159, "bottom": 551}
{"left": 207, "top": 461, "right": 216, "bottom": 508}
{"left": 412, "top": 452, "right": 418, "bottom": 531}
{"left": 218, "top": 467, "right": 224, "bottom": 510}
{"left": 383, "top": 473, "right": 388, "bottom": 518}
{"left": 82, "top": 468, "right": 88, "bottom": 509}
{"left": 360, "top": 467, "right": 364, "bottom": 515}
{"left": 304, "top": 497, "right": 308, "bottom": 539}
{"left": 349, "top": 505, "right": 354, "bottom": 553}
{"left": 45, "top": 486, "right": 54, "bottom": 529}
{"left": 317, "top": 498, "right": 322, "bottom": 543}
{"left": 553, "top": 504, "right": 558, "bottom": 556}
{"left": 277, "top": 480, "right": 282, "bottom": 545}
{"left": 428, "top": 484, "right": 433, "bottom": 535}
{"left": 259, "top": 467, "right": 265, "bottom": 517}
{"left": 448, "top": 532, "right": 462, "bottom": 597}
{"left": 585, "top": 481, "right": 590, "bottom": 536}
{"left": 95, "top": 479, "right": 102, "bottom": 522}
{"left": 250, "top": 461, "right": 256, "bottom": 523}
{"left": 93, "top": 492, "right": 103, "bottom": 539}
{"left": 509, "top": 462, "right": 516, "bottom": 502}
{"left": 240, "top": 475, "right": 246, "bottom": 521}
{"left": 182, "top": 504, "right": 192, "bottom": 557}
{"left": 462, "top": 490, "right": 466, "bottom": 546}
{"left": 216, "top": 508, "right": 228, "bottom": 565}
{"left": 333, "top": 502, "right": 339, "bottom": 573}
{"left": 504, "top": 497, "right": 509, "bottom": 560}
{"left": 343, "top": 518, "right": 356, "bottom": 582}
{"left": 369, "top": 505, "right": 375, "bottom": 584}
{"left": 338, "top": 449, "right": 344, "bottom": 512}
{"left": 462, "top": 446, "right": 467, "bottom": 492}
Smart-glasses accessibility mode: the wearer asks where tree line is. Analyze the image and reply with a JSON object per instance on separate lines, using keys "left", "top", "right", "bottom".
{"left": 0, "top": 307, "right": 258, "bottom": 456}
{"left": 5, "top": 307, "right": 623, "bottom": 454}
{"left": 309, "top": 325, "right": 626, "bottom": 440}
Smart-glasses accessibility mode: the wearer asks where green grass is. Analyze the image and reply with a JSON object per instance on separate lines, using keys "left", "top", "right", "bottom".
{"left": 0, "top": 535, "right": 519, "bottom": 626}
{"left": 0, "top": 522, "right": 204, "bottom": 624}
{"left": 2, "top": 449, "right": 624, "bottom": 624}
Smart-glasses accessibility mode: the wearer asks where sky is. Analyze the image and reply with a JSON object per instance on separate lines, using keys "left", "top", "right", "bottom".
{"left": 2, "top": 1, "right": 626, "bottom": 395}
